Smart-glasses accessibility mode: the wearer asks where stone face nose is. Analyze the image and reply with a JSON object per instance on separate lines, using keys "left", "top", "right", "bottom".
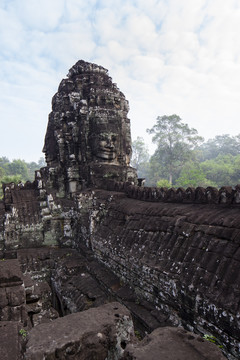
{"left": 107, "top": 140, "right": 114, "bottom": 148}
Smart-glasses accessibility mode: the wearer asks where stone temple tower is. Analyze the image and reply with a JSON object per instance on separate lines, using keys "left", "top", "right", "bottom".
{"left": 43, "top": 60, "right": 137, "bottom": 197}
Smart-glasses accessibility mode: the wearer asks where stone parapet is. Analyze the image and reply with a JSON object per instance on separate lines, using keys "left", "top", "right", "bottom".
{"left": 104, "top": 180, "right": 240, "bottom": 205}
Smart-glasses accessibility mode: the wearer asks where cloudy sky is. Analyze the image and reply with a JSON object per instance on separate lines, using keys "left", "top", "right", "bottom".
{"left": 1, "top": 0, "right": 240, "bottom": 162}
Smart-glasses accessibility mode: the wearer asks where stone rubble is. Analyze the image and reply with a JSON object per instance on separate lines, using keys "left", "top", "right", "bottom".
{"left": 0, "top": 59, "right": 238, "bottom": 359}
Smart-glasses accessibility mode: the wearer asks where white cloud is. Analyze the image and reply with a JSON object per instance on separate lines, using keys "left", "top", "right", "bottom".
{"left": 1, "top": 0, "right": 240, "bottom": 162}
{"left": 8, "top": 0, "right": 65, "bottom": 31}
{"left": 0, "top": 8, "right": 25, "bottom": 56}
{"left": 65, "top": 0, "right": 97, "bottom": 21}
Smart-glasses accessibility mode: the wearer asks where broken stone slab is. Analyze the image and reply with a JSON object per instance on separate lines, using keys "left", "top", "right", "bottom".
{"left": 25, "top": 302, "right": 134, "bottom": 359}
{"left": 0, "top": 321, "right": 23, "bottom": 360}
{"left": 122, "top": 326, "right": 227, "bottom": 360}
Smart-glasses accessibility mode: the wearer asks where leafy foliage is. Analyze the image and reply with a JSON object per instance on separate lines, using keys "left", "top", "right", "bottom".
{"left": 175, "top": 162, "right": 217, "bottom": 188}
{"left": 142, "top": 115, "right": 240, "bottom": 188}
{"left": 203, "top": 334, "right": 223, "bottom": 349}
{"left": 147, "top": 115, "right": 204, "bottom": 185}
{"left": 4, "top": 159, "right": 29, "bottom": 180}
{"left": 200, "top": 154, "right": 240, "bottom": 187}
{"left": 156, "top": 178, "right": 171, "bottom": 188}
{"left": 19, "top": 328, "right": 27, "bottom": 339}
{"left": 0, "top": 157, "right": 46, "bottom": 198}
{"left": 199, "top": 134, "right": 240, "bottom": 160}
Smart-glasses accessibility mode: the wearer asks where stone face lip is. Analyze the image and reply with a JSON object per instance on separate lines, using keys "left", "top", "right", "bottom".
{"left": 43, "top": 59, "right": 137, "bottom": 196}
{"left": 122, "top": 327, "right": 227, "bottom": 360}
{"left": 25, "top": 302, "right": 134, "bottom": 360}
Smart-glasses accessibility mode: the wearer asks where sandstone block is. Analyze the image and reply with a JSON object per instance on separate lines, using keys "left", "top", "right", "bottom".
{"left": 25, "top": 302, "right": 134, "bottom": 359}
{"left": 0, "top": 321, "right": 23, "bottom": 360}
{"left": 123, "top": 327, "right": 227, "bottom": 360}
{"left": 0, "top": 259, "right": 23, "bottom": 287}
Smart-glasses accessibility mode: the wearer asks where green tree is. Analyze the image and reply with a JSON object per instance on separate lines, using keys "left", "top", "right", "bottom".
{"left": 0, "top": 174, "right": 23, "bottom": 198}
{"left": 0, "top": 157, "right": 46, "bottom": 198}
{"left": 4, "top": 159, "right": 28, "bottom": 181}
{"left": 199, "top": 134, "right": 240, "bottom": 161}
{"left": 0, "top": 157, "right": 10, "bottom": 168}
{"left": 131, "top": 137, "right": 150, "bottom": 179}
{"left": 147, "top": 115, "right": 204, "bottom": 185}
{"left": 175, "top": 162, "right": 216, "bottom": 188}
{"left": 0, "top": 167, "right": 5, "bottom": 178}
{"left": 156, "top": 178, "right": 171, "bottom": 188}
{"left": 1, "top": 174, "right": 23, "bottom": 184}
{"left": 146, "top": 156, "right": 169, "bottom": 186}
{"left": 200, "top": 154, "right": 240, "bottom": 187}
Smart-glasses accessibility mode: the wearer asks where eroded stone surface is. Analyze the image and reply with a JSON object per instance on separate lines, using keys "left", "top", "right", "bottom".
{"left": 0, "top": 60, "right": 239, "bottom": 360}
{"left": 123, "top": 327, "right": 227, "bottom": 360}
{"left": 51, "top": 249, "right": 109, "bottom": 314}
{"left": 0, "top": 321, "right": 23, "bottom": 360}
{"left": 0, "top": 259, "right": 23, "bottom": 287}
{"left": 43, "top": 60, "right": 137, "bottom": 196}
{"left": 75, "top": 189, "right": 240, "bottom": 359}
{"left": 16, "top": 247, "right": 169, "bottom": 333}
{"left": 3, "top": 182, "right": 43, "bottom": 252}
{"left": 0, "top": 259, "right": 27, "bottom": 324}
{"left": 25, "top": 302, "right": 134, "bottom": 360}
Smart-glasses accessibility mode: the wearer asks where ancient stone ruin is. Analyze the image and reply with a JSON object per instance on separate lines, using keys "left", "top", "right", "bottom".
{"left": 0, "top": 60, "right": 239, "bottom": 359}
{"left": 43, "top": 60, "right": 137, "bottom": 197}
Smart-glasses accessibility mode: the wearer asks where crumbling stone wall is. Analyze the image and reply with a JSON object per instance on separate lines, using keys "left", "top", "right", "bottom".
{"left": 0, "top": 248, "right": 229, "bottom": 360}
{"left": 0, "top": 60, "right": 239, "bottom": 359}
{"left": 74, "top": 189, "right": 240, "bottom": 359}
{"left": 1, "top": 173, "right": 239, "bottom": 358}
{"left": 0, "top": 259, "right": 27, "bottom": 324}
{"left": 2, "top": 182, "right": 43, "bottom": 251}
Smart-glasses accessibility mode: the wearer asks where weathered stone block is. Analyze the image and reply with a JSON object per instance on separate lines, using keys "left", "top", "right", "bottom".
{"left": 6, "top": 284, "right": 25, "bottom": 306}
{"left": 0, "top": 287, "right": 8, "bottom": 308}
{"left": 25, "top": 302, "right": 134, "bottom": 359}
{"left": 0, "top": 321, "right": 23, "bottom": 360}
{"left": 122, "top": 327, "right": 227, "bottom": 360}
{"left": 0, "top": 259, "right": 23, "bottom": 287}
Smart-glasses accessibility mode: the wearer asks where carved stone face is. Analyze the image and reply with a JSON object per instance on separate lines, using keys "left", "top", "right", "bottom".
{"left": 93, "top": 133, "right": 118, "bottom": 161}
{"left": 43, "top": 60, "right": 137, "bottom": 192}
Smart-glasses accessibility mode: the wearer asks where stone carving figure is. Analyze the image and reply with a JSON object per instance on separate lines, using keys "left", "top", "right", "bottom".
{"left": 43, "top": 60, "right": 137, "bottom": 196}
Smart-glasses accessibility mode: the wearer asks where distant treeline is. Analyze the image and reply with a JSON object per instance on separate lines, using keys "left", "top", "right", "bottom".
{"left": 132, "top": 115, "right": 240, "bottom": 189}
{"left": 0, "top": 157, "right": 46, "bottom": 197}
